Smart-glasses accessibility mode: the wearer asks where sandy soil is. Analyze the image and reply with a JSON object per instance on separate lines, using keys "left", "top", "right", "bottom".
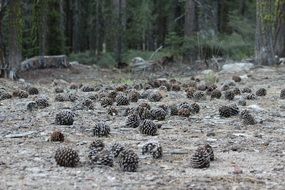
{"left": 0, "top": 64, "right": 284, "bottom": 190}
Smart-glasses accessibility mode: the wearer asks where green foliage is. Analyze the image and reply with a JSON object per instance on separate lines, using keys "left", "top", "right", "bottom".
{"left": 97, "top": 53, "right": 117, "bottom": 68}
{"left": 46, "top": 0, "right": 65, "bottom": 55}
{"left": 69, "top": 51, "right": 116, "bottom": 68}
{"left": 123, "top": 49, "right": 170, "bottom": 63}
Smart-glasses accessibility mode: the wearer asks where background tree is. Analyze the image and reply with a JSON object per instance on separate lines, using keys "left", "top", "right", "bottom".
{"left": 274, "top": 0, "right": 285, "bottom": 57}
{"left": 255, "top": 0, "right": 276, "bottom": 65}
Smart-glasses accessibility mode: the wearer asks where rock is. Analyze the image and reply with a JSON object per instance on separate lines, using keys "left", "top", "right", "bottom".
{"left": 221, "top": 63, "right": 254, "bottom": 73}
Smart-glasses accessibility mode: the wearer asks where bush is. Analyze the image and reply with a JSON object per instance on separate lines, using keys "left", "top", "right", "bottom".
{"left": 69, "top": 51, "right": 116, "bottom": 68}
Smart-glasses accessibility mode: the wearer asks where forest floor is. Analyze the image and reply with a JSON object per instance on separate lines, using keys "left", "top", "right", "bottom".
{"left": 0, "top": 63, "right": 285, "bottom": 190}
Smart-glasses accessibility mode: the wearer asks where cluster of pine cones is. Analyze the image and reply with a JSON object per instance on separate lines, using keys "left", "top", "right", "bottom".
{"left": 2, "top": 72, "right": 282, "bottom": 174}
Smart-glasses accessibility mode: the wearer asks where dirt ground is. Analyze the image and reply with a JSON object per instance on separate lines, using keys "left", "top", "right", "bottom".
{"left": 0, "top": 64, "right": 284, "bottom": 190}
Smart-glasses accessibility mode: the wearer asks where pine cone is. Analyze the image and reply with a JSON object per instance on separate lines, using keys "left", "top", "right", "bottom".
{"left": 190, "top": 147, "right": 210, "bottom": 169}
{"left": 89, "top": 140, "right": 105, "bottom": 152}
{"left": 150, "top": 108, "right": 166, "bottom": 121}
{"left": 68, "top": 93, "right": 78, "bottom": 102}
{"left": 232, "top": 87, "right": 241, "bottom": 95}
{"left": 89, "top": 150, "right": 114, "bottom": 167}
{"left": 178, "top": 102, "right": 191, "bottom": 110}
{"left": 190, "top": 103, "right": 200, "bottom": 114}
{"left": 238, "top": 98, "right": 247, "bottom": 106}
{"left": 13, "top": 90, "right": 29, "bottom": 98}
{"left": 27, "top": 101, "right": 38, "bottom": 111}
{"left": 224, "top": 90, "right": 235, "bottom": 100}
{"left": 178, "top": 108, "right": 191, "bottom": 117}
{"left": 169, "top": 104, "right": 178, "bottom": 116}
{"left": 139, "top": 119, "right": 158, "bottom": 136}
{"left": 186, "top": 88, "right": 196, "bottom": 99}
{"left": 140, "top": 89, "right": 152, "bottom": 99}
{"left": 0, "top": 90, "right": 12, "bottom": 101}
{"left": 82, "top": 99, "right": 94, "bottom": 110}
{"left": 88, "top": 94, "right": 98, "bottom": 101}
{"left": 125, "top": 114, "right": 140, "bottom": 128}
{"left": 54, "top": 147, "right": 79, "bottom": 167}
{"left": 193, "top": 91, "right": 206, "bottom": 101}
{"left": 255, "top": 88, "right": 266, "bottom": 96}
{"left": 148, "top": 91, "right": 162, "bottom": 102}
{"left": 54, "top": 87, "right": 64, "bottom": 93}
{"left": 116, "top": 94, "right": 129, "bottom": 106}
{"left": 197, "top": 84, "right": 207, "bottom": 91}
{"left": 219, "top": 104, "right": 239, "bottom": 118}
{"left": 108, "top": 91, "right": 117, "bottom": 100}
{"left": 36, "top": 98, "right": 49, "bottom": 108}
{"left": 280, "top": 89, "right": 285, "bottom": 99}
{"left": 82, "top": 86, "right": 94, "bottom": 92}
{"left": 54, "top": 94, "right": 66, "bottom": 102}
{"left": 70, "top": 83, "right": 80, "bottom": 89}
{"left": 93, "top": 122, "right": 110, "bottom": 137}
{"left": 240, "top": 110, "right": 256, "bottom": 125}
{"left": 242, "top": 87, "right": 252, "bottom": 93}
{"left": 128, "top": 90, "right": 140, "bottom": 102}
{"left": 50, "top": 131, "right": 64, "bottom": 142}
{"left": 232, "top": 75, "right": 241, "bottom": 82}
{"left": 211, "top": 89, "right": 222, "bottom": 99}
{"left": 243, "top": 93, "right": 256, "bottom": 100}
{"left": 116, "top": 84, "right": 128, "bottom": 92}
{"left": 221, "top": 84, "right": 230, "bottom": 91}
{"left": 171, "top": 84, "right": 181, "bottom": 91}
{"left": 107, "top": 106, "right": 118, "bottom": 116}
{"left": 110, "top": 143, "right": 125, "bottom": 157}
{"left": 55, "top": 110, "right": 74, "bottom": 125}
{"left": 118, "top": 149, "right": 139, "bottom": 172}
{"left": 137, "top": 106, "right": 151, "bottom": 120}
{"left": 142, "top": 141, "right": 163, "bottom": 159}
{"left": 204, "top": 144, "right": 214, "bottom": 161}
{"left": 100, "top": 97, "right": 113, "bottom": 107}
{"left": 27, "top": 87, "right": 39, "bottom": 95}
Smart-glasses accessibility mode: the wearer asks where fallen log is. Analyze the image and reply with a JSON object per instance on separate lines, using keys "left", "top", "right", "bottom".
{"left": 20, "top": 55, "right": 70, "bottom": 72}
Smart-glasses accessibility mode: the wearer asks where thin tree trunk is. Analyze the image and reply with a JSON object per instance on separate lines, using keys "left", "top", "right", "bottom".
{"left": 113, "top": 0, "right": 126, "bottom": 63}
{"left": 72, "top": 0, "right": 80, "bottom": 53}
{"left": 274, "top": 0, "right": 285, "bottom": 57}
{"left": 184, "top": 0, "right": 198, "bottom": 37}
{"left": 7, "top": 0, "right": 22, "bottom": 79}
{"left": 239, "top": 0, "right": 246, "bottom": 16}
{"left": 255, "top": 0, "right": 276, "bottom": 65}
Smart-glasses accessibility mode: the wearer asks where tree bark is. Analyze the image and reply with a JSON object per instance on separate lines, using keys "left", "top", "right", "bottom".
{"left": 7, "top": 0, "right": 22, "bottom": 79}
{"left": 72, "top": 0, "right": 80, "bottom": 53}
{"left": 113, "top": 0, "right": 126, "bottom": 63}
{"left": 274, "top": 0, "right": 285, "bottom": 57}
{"left": 217, "top": 0, "right": 231, "bottom": 34}
{"left": 255, "top": 0, "right": 276, "bottom": 65}
{"left": 0, "top": 0, "right": 10, "bottom": 77}
{"left": 184, "top": 0, "right": 198, "bottom": 37}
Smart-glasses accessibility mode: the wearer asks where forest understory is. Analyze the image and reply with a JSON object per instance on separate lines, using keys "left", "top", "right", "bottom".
{"left": 0, "top": 64, "right": 284, "bottom": 189}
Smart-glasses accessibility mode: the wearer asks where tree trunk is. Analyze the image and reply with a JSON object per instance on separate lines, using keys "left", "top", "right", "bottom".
{"left": 255, "top": 0, "right": 276, "bottom": 65}
{"left": 239, "top": 0, "right": 246, "bottom": 16}
{"left": 184, "top": 0, "right": 198, "bottom": 37}
{"left": 113, "top": 0, "right": 126, "bottom": 63}
{"left": 0, "top": 0, "right": 10, "bottom": 78}
{"left": 274, "top": 0, "right": 285, "bottom": 57}
{"left": 7, "top": 0, "right": 22, "bottom": 79}
{"left": 72, "top": 0, "right": 80, "bottom": 53}
{"left": 217, "top": 0, "right": 231, "bottom": 34}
